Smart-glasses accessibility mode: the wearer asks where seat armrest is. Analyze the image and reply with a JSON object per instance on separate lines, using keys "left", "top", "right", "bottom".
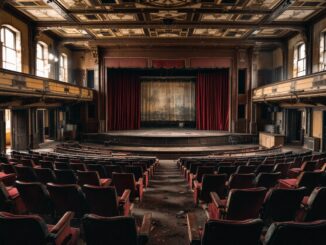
{"left": 210, "top": 192, "right": 225, "bottom": 208}
{"left": 119, "top": 189, "right": 131, "bottom": 203}
{"left": 139, "top": 213, "right": 152, "bottom": 237}
{"left": 49, "top": 211, "right": 74, "bottom": 237}
{"left": 136, "top": 178, "right": 143, "bottom": 187}
{"left": 186, "top": 213, "right": 201, "bottom": 244}
{"left": 193, "top": 180, "right": 202, "bottom": 190}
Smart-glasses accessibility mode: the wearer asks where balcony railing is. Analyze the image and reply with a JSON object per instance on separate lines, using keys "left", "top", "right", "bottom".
{"left": 0, "top": 68, "right": 93, "bottom": 101}
{"left": 252, "top": 71, "right": 326, "bottom": 102}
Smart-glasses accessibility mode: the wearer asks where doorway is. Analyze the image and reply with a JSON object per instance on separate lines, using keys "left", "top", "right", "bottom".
{"left": 286, "top": 109, "right": 303, "bottom": 144}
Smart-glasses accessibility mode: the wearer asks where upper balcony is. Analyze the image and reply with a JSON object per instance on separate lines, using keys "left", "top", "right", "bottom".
{"left": 252, "top": 71, "right": 326, "bottom": 102}
{"left": 0, "top": 68, "right": 93, "bottom": 101}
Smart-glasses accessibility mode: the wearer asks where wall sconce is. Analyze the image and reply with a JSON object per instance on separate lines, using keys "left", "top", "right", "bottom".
{"left": 49, "top": 53, "right": 58, "bottom": 62}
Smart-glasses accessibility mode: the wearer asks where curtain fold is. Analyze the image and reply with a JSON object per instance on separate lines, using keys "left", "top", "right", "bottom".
{"left": 196, "top": 70, "right": 229, "bottom": 131}
{"left": 107, "top": 70, "right": 140, "bottom": 130}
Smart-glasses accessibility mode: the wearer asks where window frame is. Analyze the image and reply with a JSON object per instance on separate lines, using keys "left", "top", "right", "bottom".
{"left": 0, "top": 25, "right": 22, "bottom": 72}
{"left": 59, "top": 53, "right": 68, "bottom": 82}
{"left": 36, "top": 41, "right": 49, "bottom": 78}
{"left": 295, "top": 42, "right": 306, "bottom": 77}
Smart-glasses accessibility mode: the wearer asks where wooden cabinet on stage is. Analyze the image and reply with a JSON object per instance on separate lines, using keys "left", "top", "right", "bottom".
{"left": 259, "top": 132, "right": 285, "bottom": 148}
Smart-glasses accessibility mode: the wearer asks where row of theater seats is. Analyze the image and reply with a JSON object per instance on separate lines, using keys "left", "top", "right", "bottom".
{"left": 0, "top": 151, "right": 159, "bottom": 245}
{"left": 180, "top": 151, "right": 326, "bottom": 245}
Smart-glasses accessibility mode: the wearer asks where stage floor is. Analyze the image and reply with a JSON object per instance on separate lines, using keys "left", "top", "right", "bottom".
{"left": 103, "top": 128, "right": 244, "bottom": 137}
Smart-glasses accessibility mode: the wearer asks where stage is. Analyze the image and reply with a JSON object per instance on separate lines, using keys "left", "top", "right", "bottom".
{"left": 82, "top": 129, "right": 257, "bottom": 158}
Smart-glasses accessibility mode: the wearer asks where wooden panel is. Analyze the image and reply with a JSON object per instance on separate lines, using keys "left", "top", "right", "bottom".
{"left": 0, "top": 69, "right": 93, "bottom": 101}
{"left": 152, "top": 60, "right": 185, "bottom": 68}
{"left": 253, "top": 71, "right": 326, "bottom": 102}
{"left": 189, "top": 57, "right": 231, "bottom": 68}
{"left": 105, "top": 58, "right": 148, "bottom": 68}
{"left": 312, "top": 110, "right": 322, "bottom": 139}
{"left": 259, "top": 132, "right": 285, "bottom": 148}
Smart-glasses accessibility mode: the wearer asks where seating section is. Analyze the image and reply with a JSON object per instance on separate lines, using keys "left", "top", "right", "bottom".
{"left": 180, "top": 150, "right": 326, "bottom": 244}
{"left": 0, "top": 150, "right": 158, "bottom": 244}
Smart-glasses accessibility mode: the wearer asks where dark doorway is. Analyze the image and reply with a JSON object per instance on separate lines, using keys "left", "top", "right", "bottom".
{"left": 287, "top": 109, "right": 303, "bottom": 144}
{"left": 37, "top": 110, "right": 45, "bottom": 144}
{"left": 11, "top": 109, "right": 29, "bottom": 150}
{"left": 323, "top": 111, "right": 326, "bottom": 151}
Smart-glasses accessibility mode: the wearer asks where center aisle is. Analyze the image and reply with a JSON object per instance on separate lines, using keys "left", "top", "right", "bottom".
{"left": 134, "top": 160, "right": 205, "bottom": 245}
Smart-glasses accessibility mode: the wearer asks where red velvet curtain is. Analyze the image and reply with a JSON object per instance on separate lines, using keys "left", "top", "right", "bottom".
{"left": 107, "top": 70, "right": 140, "bottom": 130}
{"left": 196, "top": 70, "right": 229, "bottom": 131}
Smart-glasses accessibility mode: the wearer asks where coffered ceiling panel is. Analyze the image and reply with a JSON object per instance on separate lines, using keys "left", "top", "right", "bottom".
{"left": 4, "top": 0, "right": 326, "bottom": 47}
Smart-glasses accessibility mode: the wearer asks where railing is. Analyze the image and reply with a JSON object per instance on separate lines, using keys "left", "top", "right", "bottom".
{"left": 0, "top": 68, "right": 93, "bottom": 101}
{"left": 252, "top": 71, "right": 326, "bottom": 102}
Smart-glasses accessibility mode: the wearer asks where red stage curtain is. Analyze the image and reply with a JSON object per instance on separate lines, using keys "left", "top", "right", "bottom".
{"left": 196, "top": 70, "right": 229, "bottom": 131}
{"left": 107, "top": 70, "right": 140, "bottom": 130}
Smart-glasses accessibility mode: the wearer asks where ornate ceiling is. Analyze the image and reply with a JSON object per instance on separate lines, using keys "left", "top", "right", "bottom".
{"left": 4, "top": 0, "right": 326, "bottom": 47}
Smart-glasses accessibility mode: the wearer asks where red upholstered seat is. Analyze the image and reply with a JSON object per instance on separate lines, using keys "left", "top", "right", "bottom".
{"left": 112, "top": 173, "right": 144, "bottom": 202}
{"left": 300, "top": 187, "right": 326, "bottom": 222}
{"left": 77, "top": 170, "right": 111, "bottom": 187}
{"left": 82, "top": 213, "right": 152, "bottom": 245}
{"left": 83, "top": 185, "right": 131, "bottom": 217}
{"left": 0, "top": 172, "right": 16, "bottom": 186}
{"left": 0, "top": 211, "right": 79, "bottom": 245}
{"left": 187, "top": 213, "right": 263, "bottom": 245}
{"left": 193, "top": 174, "right": 227, "bottom": 205}
{"left": 208, "top": 187, "right": 267, "bottom": 220}
{"left": 227, "top": 173, "right": 255, "bottom": 190}
{"left": 264, "top": 220, "right": 326, "bottom": 245}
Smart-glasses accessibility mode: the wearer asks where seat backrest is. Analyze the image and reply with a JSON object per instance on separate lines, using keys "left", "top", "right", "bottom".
{"left": 0, "top": 182, "right": 11, "bottom": 211}
{"left": 301, "top": 161, "right": 317, "bottom": 171}
{"left": 39, "top": 161, "right": 54, "bottom": 170}
{"left": 0, "top": 212, "right": 49, "bottom": 245}
{"left": 297, "top": 171, "right": 322, "bottom": 195}
{"left": 77, "top": 171, "right": 101, "bottom": 186}
{"left": 236, "top": 165, "right": 256, "bottom": 174}
{"left": 217, "top": 166, "right": 237, "bottom": 178}
{"left": 273, "top": 163, "right": 291, "bottom": 178}
{"left": 262, "top": 187, "right": 306, "bottom": 224}
{"left": 228, "top": 173, "right": 255, "bottom": 189}
{"left": 82, "top": 214, "right": 138, "bottom": 245}
{"left": 264, "top": 220, "right": 326, "bottom": 245}
{"left": 83, "top": 185, "right": 119, "bottom": 217}
{"left": 15, "top": 181, "right": 52, "bottom": 215}
{"left": 124, "top": 166, "right": 143, "bottom": 181}
{"left": 304, "top": 187, "right": 326, "bottom": 221}
{"left": 105, "top": 165, "right": 123, "bottom": 178}
{"left": 54, "top": 169, "right": 78, "bottom": 184}
{"left": 87, "top": 164, "right": 107, "bottom": 178}
{"left": 47, "top": 183, "right": 88, "bottom": 217}
{"left": 34, "top": 168, "right": 56, "bottom": 184}
{"left": 70, "top": 163, "right": 87, "bottom": 172}
{"left": 112, "top": 173, "right": 136, "bottom": 196}
{"left": 202, "top": 219, "right": 263, "bottom": 245}
{"left": 226, "top": 187, "right": 267, "bottom": 220}
{"left": 201, "top": 174, "right": 227, "bottom": 202}
{"left": 196, "top": 166, "right": 216, "bottom": 182}
{"left": 14, "top": 166, "right": 38, "bottom": 182}
{"left": 20, "top": 159, "right": 35, "bottom": 167}
{"left": 189, "top": 163, "right": 201, "bottom": 174}
{"left": 254, "top": 172, "right": 281, "bottom": 189}
{"left": 1, "top": 164, "right": 16, "bottom": 174}
{"left": 54, "top": 161, "right": 71, "bottom": 170}
{"left": 255, "top": 164, "right": 274, "bottom": 174}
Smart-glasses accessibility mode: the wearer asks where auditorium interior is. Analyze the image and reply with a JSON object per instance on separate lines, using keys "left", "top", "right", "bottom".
{"left": 1, "top": 0, "right": 326, "bottom": 244}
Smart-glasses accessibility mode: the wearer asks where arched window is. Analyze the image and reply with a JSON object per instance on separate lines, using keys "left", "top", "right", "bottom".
{"left": 59, "top": 53, "right": 68, "bottom": 82}
{"left": 293, "top": 42, "right": 306, "bottom": 77}
{"left": 319, "top": 31, "right": 326, "bottom": 71}
{"left": 0, "top": 25, "right": 22, "bottom": 72}
{"left": 36, "top": 41, "right": 49, "bottom": 78}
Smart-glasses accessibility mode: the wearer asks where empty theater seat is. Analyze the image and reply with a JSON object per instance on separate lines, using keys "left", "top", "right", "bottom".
{"left": 82, "top": 213, "right": 152, "bottom": 245}
{"left": 0, "top": 211, "right": 79, "bottom": 245}
{"left": 186, "top": 213, "right": 263, "bottom": 245}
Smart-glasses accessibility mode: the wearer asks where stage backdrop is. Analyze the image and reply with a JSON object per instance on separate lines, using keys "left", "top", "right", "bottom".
{"left": 141, "top": 79, "right": 195, "bottom": 122}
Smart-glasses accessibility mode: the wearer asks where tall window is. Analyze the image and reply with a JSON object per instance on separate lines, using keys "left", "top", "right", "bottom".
{"left": 59, "top": 53, "right": 68, "bottom": 82}
{"left": 36, "top": 42, "right": 49, "bottom": 78}
{"left": 0, "top": 25, "right": 22, "bottom": 72}
{"left": 320, "top": 31, "right": 326, "bottom": 71}
{"left": 293, "top": 42, "right": 306, "bottom": 77}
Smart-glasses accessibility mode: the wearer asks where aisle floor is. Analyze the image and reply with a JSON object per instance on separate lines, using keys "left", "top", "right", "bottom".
{"left": 133, "top": 160, "right": 206, "bottom": 245}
